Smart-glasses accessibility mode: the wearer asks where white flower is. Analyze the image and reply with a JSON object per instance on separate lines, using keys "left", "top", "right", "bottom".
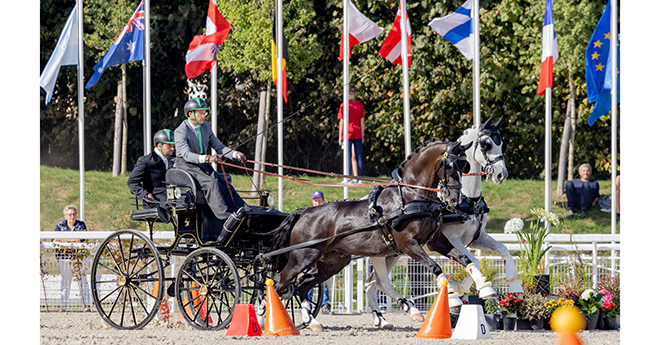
{"left": 581, "top": 289, "right": 597, "bottom": 300}
{"left": 504, "top": 218, "right": 524, "bottom": 234}
{"left": 545, "top": 212, "right": 560, "bottom": 226}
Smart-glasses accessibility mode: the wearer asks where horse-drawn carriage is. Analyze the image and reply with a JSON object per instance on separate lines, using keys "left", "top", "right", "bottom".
{"left": 91, "top": 119, "right": 510, "bottom": 332}
{"left": 91, "top": 168, "right": 324, "bottom": 331}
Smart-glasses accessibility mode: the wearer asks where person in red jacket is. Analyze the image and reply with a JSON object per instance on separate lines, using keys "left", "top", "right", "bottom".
{"left": 337, "top": 85, "right": 365, "bottom": 182}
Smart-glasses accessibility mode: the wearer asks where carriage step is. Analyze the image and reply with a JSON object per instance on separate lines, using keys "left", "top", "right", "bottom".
{"left": 131, "top": 208, "right": 162, "bottom": 222}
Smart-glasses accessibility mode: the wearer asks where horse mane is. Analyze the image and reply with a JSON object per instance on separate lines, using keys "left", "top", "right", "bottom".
{"left": 399, "top": 137, "right": 449, "bottom": 168}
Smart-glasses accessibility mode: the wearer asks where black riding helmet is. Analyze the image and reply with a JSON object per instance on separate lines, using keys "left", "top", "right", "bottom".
{"left": 184, "top": 97, "right": 209, "bottom": 117}
{"left": 154, "top": 129, "right": 175, "bottom": 145}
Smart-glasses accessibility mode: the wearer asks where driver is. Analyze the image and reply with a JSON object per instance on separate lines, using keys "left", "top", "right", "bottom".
{"left": 174, "top": 97, "right": 248, "bottom": 221}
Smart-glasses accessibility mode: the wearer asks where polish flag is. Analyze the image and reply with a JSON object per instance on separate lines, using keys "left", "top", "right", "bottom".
{"left": 338, "top": 0, "right": 384, "bottom": 61}
{"left": 537, "top": 0, "right": 558, "bottom": 95}
{"left": 185, "top": 0, "right": 231, "bottom": 79}
{"left": 378, "top": 1, "right": 412, "bottom": 66}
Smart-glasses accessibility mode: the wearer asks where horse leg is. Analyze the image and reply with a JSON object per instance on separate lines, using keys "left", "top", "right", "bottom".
{"left": 365, "top": 257, "right": 394, "bottom": 330}
{"left": 385, "top": 256, "right": 424, "bottom": 321}
{"left": 442, "top": 231, "right": 498, "bottom": 300}
{"left": 297, "top": 252, "right": 352, "bottom": 332}
{"left": 470, "top": 225, "right": 524, "bottom": 296}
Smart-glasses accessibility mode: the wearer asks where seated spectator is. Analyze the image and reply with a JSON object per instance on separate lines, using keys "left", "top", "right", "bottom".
{"left": 566, "top": 163, "right": 600, "bottom": 219}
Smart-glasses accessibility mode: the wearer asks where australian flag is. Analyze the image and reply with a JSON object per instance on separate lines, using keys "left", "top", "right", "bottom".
{"left": 86, "top": 0, "right": 145, "bottom": 88}
{"left": 585, "top": 0, "right": 620, "bottom": 126}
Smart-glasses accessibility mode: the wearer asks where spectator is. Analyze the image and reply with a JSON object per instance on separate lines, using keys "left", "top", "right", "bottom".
{"left": 566, "top": 163, "right": 600, "bottom": 219}
{"left": 308, "top": 191, "right": 332, "bottom": 314}
{"left": 53, "top": 205, "right": 91, "bottom": 312}
{"left": 338, "top": 85, "right": 365, "bottom": 182}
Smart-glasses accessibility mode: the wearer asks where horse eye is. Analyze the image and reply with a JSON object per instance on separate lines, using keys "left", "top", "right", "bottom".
{"left": 481, "top": 137, "right": 493, "bottom": 151}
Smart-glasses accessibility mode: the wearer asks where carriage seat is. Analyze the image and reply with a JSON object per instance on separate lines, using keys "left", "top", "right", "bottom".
{"left": 165, "top": 168, "right": 233, "bottom": 206}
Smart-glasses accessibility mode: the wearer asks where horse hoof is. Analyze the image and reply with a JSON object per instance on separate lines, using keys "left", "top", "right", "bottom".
{"left": 449, "top": 306, "right": 461, "bottom": 315}
{"left": 448, "top": 297, "right": 463, "bottom": 309}
{"left": 309, "top": 323, "right": 324, "bottom": 332}
{"left": 509, "top": 283, "right": 524, "bottom": 294}
{"left": 479, "top": 286, "right": 498, "bottom": 299}
{"left": 410, "top": 312, "right": 424, "bottom": 322}
{"left": 381, "top": 323, "right": 394, "bottom": 331}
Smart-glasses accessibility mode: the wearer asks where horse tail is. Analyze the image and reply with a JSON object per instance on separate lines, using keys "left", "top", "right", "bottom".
{"left": 268, "top": 208, "right": 306, "bottom": 251}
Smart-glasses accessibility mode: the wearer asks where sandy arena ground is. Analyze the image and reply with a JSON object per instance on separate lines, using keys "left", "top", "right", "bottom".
{"left": 40, "top": 311, "right": 619, "bottom": 345}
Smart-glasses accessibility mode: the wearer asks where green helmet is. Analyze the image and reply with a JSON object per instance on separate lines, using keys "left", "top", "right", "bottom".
{"left": 154, "top": 129, "right": 175, "bottom": 145}
{"left": 184, "top": 97, "right": 209, "bottom": 117}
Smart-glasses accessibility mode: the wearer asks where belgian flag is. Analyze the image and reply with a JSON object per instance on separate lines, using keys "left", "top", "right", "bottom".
{"left": 271, "top": 7, "right": 289, "bottom": 103}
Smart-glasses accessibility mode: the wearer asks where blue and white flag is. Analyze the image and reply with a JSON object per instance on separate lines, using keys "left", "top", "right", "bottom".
{"left": 428, "top": 0, "right": 474, "bottom": 60}
{"left": 39, "top": 4, "right": 79, "bottom": 104}
{"left": 585, "top": 0, "right": 620, "bottom": 126}
{"left": 86, "top": 0, "right": 145, "bottom": 88}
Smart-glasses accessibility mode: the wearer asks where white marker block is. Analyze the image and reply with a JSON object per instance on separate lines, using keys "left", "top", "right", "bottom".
{"left": 451, "top": 304, "right": 493, "bottom": 339}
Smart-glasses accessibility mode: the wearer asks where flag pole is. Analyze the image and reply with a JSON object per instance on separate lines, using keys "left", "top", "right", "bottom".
{"left": 610, "top": 0, "right": 618, "bottom": 272}
{"left": 76, "top": 0, "right": 85, "bottom": 221}
{"left": 343, "top": 0, "right": 350, "bottom": 200}
{"left": 472, "top": 0, "right": 481, "bottom": 126}
{"left": 401, "top": 0, "right": 411, "bottom": 157}
{"left": 276, "top": 0, "right": 284, "bottom": 211}
{"left": 144, "top": 0, "right": 152, "bottom": 154}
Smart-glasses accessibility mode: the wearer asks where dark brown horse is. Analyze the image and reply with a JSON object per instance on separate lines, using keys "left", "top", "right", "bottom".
{"left": 269, "top": 139, "right": 471, "bottom": 331}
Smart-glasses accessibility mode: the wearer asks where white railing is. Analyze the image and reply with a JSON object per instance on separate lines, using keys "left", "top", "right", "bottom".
{"left": 39, "top": 231, "right": 619, "bottom": 313}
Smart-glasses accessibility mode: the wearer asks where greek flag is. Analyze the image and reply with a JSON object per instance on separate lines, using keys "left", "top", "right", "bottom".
{"left": 428, "top": 0, "right": 474, "bottom": 60}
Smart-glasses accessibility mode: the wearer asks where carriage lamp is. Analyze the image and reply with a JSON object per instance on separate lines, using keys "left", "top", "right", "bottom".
{"left": 167, "top": 185, "right": 182, "bottom": 201}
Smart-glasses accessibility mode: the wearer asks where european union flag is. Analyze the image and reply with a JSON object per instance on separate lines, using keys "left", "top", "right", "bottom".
{"left": 86, "top": 0, "right": 145, "bottom": 89}
{"left": 585, "top": 0, "right": 620, "bottom": 126}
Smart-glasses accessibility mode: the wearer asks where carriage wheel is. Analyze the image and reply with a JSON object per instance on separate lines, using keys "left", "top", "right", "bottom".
{"left": 91, "top": 229, "right": 164, "bottom": 330}
{"left": 176, "top": 248, "right": 240, "bottom": 330}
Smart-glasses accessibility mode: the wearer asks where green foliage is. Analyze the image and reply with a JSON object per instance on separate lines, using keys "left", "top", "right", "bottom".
{"left": 40, "top": 0, "right": 618, "bottom": 181}
{"left": 521, "top": 293, "right": 550, "bottom": 320}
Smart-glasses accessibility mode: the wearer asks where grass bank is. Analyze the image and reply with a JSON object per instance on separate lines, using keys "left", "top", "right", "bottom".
{"left": 40, "top": 165, "right": 619, "bottom": 235}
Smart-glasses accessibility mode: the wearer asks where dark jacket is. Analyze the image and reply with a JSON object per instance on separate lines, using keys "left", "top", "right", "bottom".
{"left": 126, "top": 151, "right": 172, "bottom": 201}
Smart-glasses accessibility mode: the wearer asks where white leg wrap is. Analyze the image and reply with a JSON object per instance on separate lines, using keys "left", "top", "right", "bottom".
{"left": 502, "top": 255, "right": 524, "bottom": 294}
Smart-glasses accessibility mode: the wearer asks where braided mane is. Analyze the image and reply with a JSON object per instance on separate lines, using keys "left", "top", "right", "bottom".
{"left": 399, "top": 137, "right": 449, "bottom": 168}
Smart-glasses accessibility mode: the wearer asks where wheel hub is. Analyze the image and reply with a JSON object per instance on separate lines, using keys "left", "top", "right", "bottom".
{"left": 199, "top": 285, "right": 208, "bottom": 296}
{"left": 118, "top": 275, "right": 127, "bottom": 287}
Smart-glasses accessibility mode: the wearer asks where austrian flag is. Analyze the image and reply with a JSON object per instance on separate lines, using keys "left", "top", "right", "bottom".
{"left": 338, "top": 0, "right": 384, "bottom": 61}
{"left": 185, "top": 0, "right": 231, "bottom": 79}
{"left": 537, "top": 0, "right": 558, "bottom": 95}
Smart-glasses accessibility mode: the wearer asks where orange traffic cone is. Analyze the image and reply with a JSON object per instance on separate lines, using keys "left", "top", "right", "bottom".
{"left": 416, "top": 279, "right": 452, "bottom": 339}
{"left": 226, "top": 304, "right": 263, "bottom": 337}
{"left": 152, "top": 282, "right": 170, "bottom": 322}
{"left": 556, "top": 332, "right": 583, "bottom": 345}
{"left": 263, "top": 279, "right": 299, "bottom": 336}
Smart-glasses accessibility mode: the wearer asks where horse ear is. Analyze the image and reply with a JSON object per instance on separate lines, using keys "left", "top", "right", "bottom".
{"left": 483, "top": 116, "right": 494, "bottom": 129}
{"left": 493, "top": 116, "right": 504, "bottom": 129}
{"left": 449, "top": 140, "right": 462, "bottom": 155}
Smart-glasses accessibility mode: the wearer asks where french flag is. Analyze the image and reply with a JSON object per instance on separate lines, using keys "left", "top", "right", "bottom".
{"left": 185, "top": 0, "right": 231, "bottom": 79}
{"left": 537, "top": 0, "right": 558, "bottom": 95}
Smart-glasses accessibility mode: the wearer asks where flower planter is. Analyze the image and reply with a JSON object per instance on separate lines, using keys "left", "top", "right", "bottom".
{"left": 450, "top": 314, "right": 459, "bottom": 328}
{"left": 516, "top": 318, "right": 532, "bottom": 330}
{"left": 584, "top": 313, "right": 599, "bottom": 330}
{"left": 531, "top": 317, "right": 545, "bottom": 330}
{"left": 503, "top": 316, "right": 517, "bottom": 331}
{"left": 484, "top": 314, "right": 501, "bottom": 331}
{"left": 604, "top": 316, "right": 620, "bottom": 330}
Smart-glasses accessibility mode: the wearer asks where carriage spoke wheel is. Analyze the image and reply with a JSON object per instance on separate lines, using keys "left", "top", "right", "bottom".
{"left": 176, "top": 248, "right": 240, "bottom": 330}
{"left": 91, "top": 229, "right": 164, "bottom": 330}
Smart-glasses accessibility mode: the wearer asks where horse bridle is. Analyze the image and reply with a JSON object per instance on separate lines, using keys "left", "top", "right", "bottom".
{"left": 435, "top": 150, "right": 467, "bottom": 202}
{"left": 475, "top": 128, "right": 505, "bottom": 179}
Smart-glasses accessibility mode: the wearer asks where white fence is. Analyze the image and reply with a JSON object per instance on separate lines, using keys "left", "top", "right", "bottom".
{"left": 39, "top": 231, "right": 619, "bottom": 313}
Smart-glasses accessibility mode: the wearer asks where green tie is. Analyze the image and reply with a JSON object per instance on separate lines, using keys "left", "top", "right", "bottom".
{"left": 195, "top": 127, "right": 204, "bottom": 154}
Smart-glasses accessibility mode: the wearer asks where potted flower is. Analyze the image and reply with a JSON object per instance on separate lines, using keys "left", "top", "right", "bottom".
{"left": 578, "top": 288, "right": 603, "bottom": 330}
{"left": 483, "top": 298, "right": 502, "bottom": 331}
{"left": 600, "top": 288, "right": 619, "bottom": 330}
{"left": 544, "top": 297, "right": 575, "bottom": 330}
{"left": 521, "top": 293, "right": 550, "bottom": 330}
{"left": 499, "top": 293, "right": 523, "bottom": 331}
{"left": 505, "top": 209, "right": 559, "bottom": 294}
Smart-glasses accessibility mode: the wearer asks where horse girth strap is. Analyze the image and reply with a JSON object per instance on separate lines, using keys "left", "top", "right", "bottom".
{"left": 373, "top": 199, "right": 443, "bottom": 253}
